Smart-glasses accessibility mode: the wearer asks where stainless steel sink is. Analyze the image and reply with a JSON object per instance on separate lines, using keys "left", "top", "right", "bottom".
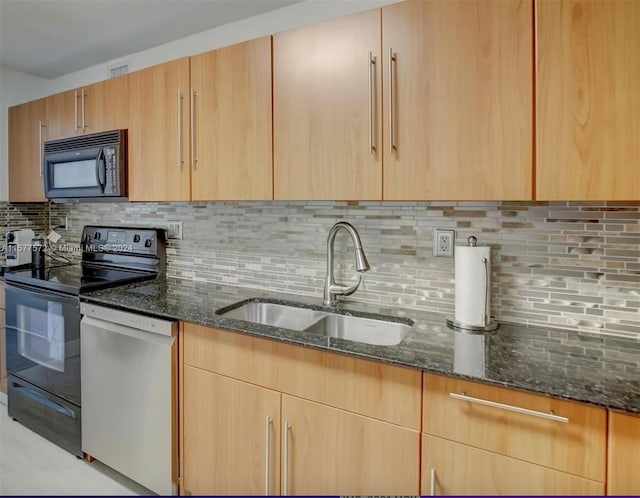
{"left": 220, "top": 302, "right": 322, "bottom": 331}
{"left": 220, "top": 301, "right": 411, "bottom": 346}
{"left": 303, "top": 314, "right": 410, "bottom": 346}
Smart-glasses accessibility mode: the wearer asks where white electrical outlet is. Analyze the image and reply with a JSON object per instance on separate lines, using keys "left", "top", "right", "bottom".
{"left": 167, "top": 221, "right": 183, "bottom": 240}
{"left": 434, "top": 229, "right": 455, "bottom": 257}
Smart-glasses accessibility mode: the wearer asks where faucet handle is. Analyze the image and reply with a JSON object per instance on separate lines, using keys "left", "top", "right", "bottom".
{"left": 333, "top": 275, "right": 363, "bottom": 298}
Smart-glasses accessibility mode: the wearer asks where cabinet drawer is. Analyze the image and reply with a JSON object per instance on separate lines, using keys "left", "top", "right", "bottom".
{"left": 422, "top": 434, "right": 603, "bottom": 495}
{"left": 423, "top": 373, "right": 606, "bottom": 481}
{"left": 183, "top": 323, "right": 421, "bottom": 429}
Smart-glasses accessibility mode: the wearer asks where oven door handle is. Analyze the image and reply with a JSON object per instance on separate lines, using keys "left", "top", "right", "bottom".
{"left": 12, "top": 383, "right": 76, "bottom": 419}
{"left": 96, "top": 148, "right": 106, "bottom": 193}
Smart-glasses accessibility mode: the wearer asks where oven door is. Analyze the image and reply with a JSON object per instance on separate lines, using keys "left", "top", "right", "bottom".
{"left": 5, "top": 282, "right": 81, "bottom": 405}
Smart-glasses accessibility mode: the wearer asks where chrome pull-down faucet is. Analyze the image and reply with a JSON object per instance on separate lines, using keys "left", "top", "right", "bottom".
{"left": 323, "top": 221, "right": 370, "bottom": 306}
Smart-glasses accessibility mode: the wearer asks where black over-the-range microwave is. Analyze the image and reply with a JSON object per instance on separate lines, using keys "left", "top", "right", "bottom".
{"left": 43, "top": 129, "right": 127, "bottom": 202}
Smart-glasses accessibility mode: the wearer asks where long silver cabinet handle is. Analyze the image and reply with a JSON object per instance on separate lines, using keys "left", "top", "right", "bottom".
{"left": 177, "top": 90, "right": 184, "bottom": 169}
{"left": 264, "top": 416, "right": 272, "bottom": 496}
{"left": 38, "top": 121, "right": 45, "bottom": 177}
{"left": 81, "top": 88, "right": 86, "bottom": 131}
{"left": 190, "top": 88, "right": 196, "bottom": 169}
{"left": 430, "top": 467, "right": 436, "bottom": 496}
{"left": 368, "top": 51, "right": 376, "bottom": 155}
{"left": 74, "top": 90, "right": 79, "bottom": 131}
{"left": 283, "top": 421, "right": 290, "bottom": 495}
{"left": 388, "top": 47, "right": 396, "bottom": 154}
{"left": 449, "top": 392, "right": 569, "bottom": 423}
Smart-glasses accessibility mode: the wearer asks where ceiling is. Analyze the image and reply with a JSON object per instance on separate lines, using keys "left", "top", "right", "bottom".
{"left": 0, "top": 0, "right": 303, "bottom": 79}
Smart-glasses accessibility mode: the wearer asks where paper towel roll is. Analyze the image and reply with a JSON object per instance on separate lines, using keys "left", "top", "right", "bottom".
{"left": 454, "top": 245, "right": 491, "bottom": 327}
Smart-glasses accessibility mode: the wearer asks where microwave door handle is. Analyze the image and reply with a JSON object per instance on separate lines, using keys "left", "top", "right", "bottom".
{"left": 95, "top": 149, "right": 106, "bottom": 193}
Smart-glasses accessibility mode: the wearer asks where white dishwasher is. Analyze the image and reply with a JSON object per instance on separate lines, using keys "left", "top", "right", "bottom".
{"left": 80, "top": 302, "right": 178, "bottom": 495}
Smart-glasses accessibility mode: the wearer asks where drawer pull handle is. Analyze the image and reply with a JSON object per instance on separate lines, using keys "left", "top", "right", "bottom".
{"left": 449, "top": 392, "right": 569, "bottom": 423}
{"left": 430, "top": 467, "right": 436, "bottom": 496}
{"left": 264, "top": 416, "right": 272, "bottom": 495}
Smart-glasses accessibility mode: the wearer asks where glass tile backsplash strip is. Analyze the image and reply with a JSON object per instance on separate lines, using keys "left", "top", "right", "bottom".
{"left": 49, "top": 200, "right": 640, "bottom": 338}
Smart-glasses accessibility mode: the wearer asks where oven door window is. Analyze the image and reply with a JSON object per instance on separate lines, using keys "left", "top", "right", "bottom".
{"left": 17, "top": 301, "right": 65, "bottom": 372}
{"left": 5, "top": 284, "right": 81, "bottom": 405}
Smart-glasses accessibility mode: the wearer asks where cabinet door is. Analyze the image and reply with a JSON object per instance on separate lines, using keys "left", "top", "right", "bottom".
{"left": 8, "top": 98, "right": 47, "bottom": 202}
{"left": 608, "top": 411, "right": 640, "bottom": 495}
{"left": 182, "top": 366, "right": 281, "bottom": 495}
{"left": 422, "top": 434, "right": 603, "bottom": 495}
{"left": 382, "top": 0, "right": 532, "bottom": 200}
{"left": 191, "top": 37, "right": 272, "bottom": 200}
{"left": 273, "top": 9, "right": 382, "bottom": 200}
{"left": 46, "top": 90, "right": 78, "bottom": 141}
{"left": 128, "top": 58, "right": 191, "bottom": 201}
{"left": 82, "top": 76, "right": 128, "bottom": 134}
{"left": 537, "top": 0, "right": 640, "bottom": 200}
{"left": 281, "top": 395, "right": 419, "bottom": 495}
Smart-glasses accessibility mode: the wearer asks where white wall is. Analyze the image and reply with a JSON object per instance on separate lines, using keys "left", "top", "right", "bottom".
{"left": 0, "top": 0, "right": 400, "bottom": 201}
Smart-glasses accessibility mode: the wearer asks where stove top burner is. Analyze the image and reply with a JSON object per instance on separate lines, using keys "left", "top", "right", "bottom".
{"left": 4, "top": 225, "right": 166, "bottom": 295}
{"left": 5, "top": 263, "right": 157, "bottom": 295}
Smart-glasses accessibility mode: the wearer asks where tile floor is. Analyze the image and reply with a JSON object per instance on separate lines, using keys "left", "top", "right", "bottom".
{"left": 0, "top": 400, "right": 150, "bottom": 496}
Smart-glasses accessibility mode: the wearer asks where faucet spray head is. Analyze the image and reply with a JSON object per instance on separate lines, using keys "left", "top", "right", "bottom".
{"left": 355, "top": 248, "right": 370, "bottom": 272}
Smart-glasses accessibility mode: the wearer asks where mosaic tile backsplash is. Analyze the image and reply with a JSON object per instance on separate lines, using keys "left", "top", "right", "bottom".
{"left": 48, "top": 200, "right": 640, "bottom": 339}
{"left": 0, "top": 202, "right": 49, "bottom": 259}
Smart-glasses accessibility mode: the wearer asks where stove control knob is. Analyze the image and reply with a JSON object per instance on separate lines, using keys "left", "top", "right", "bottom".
{"left": 6, "top": 232, "right": 14, "bottom": 242}
{"left": 94, "top": 232, "right": 101, "bottom": 240}
{"left": 133, "top": 234, "right": 141, "bottom": 243}
{"left": 144, "top": 239, "right": 153, "bottom": 248}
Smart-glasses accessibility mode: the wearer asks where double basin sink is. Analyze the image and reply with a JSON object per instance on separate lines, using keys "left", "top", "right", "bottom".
{"left": 218, "top": 301, "right": 412, "bottom": 346}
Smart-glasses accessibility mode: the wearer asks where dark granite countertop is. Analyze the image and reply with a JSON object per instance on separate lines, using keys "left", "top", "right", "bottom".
{"left": 81, "top": 277, "right": 640, "bottom": 414}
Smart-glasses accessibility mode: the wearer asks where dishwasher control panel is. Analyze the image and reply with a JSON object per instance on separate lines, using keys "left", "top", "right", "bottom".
{"left": 81, "top": 303, "right": 177, "bottom": 337}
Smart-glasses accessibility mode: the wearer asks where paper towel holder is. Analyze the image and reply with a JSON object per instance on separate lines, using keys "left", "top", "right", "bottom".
{"left": 447, "top": 235, "right": 499, "bottom": 333}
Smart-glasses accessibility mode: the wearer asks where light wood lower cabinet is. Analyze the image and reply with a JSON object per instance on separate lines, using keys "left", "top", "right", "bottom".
{"left": 607, "top": 411, "right": 640, "bottom": 495}
{"left": 181, "top": 323, "right": 421, "bottom": 495}
{"left": 422, "top": 434, "right": 603, "bottom": 495}
{"left": 182, "top": 366, "right": 281, "bottom": 495}
{"left": 423, "top": 373, "right": 607, "bottom": 482}
{"left": 282, "top": 394, "right": 419, "bottom": 495}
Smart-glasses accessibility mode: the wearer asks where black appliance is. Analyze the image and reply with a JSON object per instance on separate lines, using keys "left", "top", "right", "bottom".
{"left": 43, "top": 129, "right": 127, "bottom": 202}
{"left": 4, "top": 225, "right": 166, "bottom": 457}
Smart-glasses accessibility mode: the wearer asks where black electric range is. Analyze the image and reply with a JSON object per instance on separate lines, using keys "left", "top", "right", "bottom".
{"left": 6, "top": 263, "right": 161, "bottom": 295}
{"left": 3, "top": 225, "right": 167, "bottom": 457}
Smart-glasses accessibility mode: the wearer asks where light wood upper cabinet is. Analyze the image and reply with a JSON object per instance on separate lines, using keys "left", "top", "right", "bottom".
{"left": 191, "top": 37, "right": 272, "bottom": 201}
{"left": 182, "top": 366, "right": 281, "bottom": 495}
{"left": 422, "top": 434, "right": 603, "bottom": 495}
{"left": 127, "top": 58, "right": 191, "bottom": 201}
{"left": 607, "top": 411, "right": 640, "bottom": 495}
{"left": 46, "top": 76, "right": 128, "bottom": 141}
{"left": 8, "top": 98, "right": 47, "bottom": 202}
{"left": 45, "top": 90, "right": 77, "bottom": 142}
{"left": 282, "top": 394, "right": 420, "bottom": 495}
{"left": 536, "top": 0, "right": 640, "bottom": 200}
{"left": 382, "top": 0, "right": 533, "bottom": 200}
{"left": 273, "top": 9, "right": 383, "bottom": 200}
